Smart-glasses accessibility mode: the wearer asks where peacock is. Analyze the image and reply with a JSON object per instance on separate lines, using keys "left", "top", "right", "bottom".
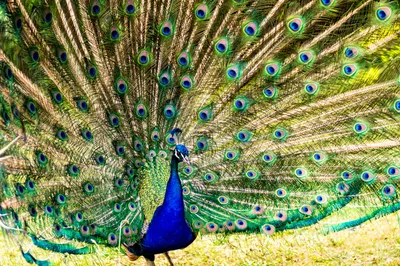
{"left": 0, "top": 0, "right": 399, "bottom": 264}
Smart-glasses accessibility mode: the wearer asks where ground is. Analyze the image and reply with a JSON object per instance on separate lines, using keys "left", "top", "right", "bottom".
{"left": 1, "top": 213, "right": 399, "bottom": 266}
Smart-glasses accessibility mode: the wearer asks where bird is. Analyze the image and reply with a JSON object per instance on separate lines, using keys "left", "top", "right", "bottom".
{"left": 0, "top": 0, "right": 399, "bottom": 265}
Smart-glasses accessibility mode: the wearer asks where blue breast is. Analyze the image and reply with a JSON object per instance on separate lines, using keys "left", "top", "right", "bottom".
{"left": 139, "top": 157, "right": 196, "bottom": 255}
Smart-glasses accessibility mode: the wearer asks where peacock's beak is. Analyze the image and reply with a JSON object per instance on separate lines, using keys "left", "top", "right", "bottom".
{"left": 183, "top": 155, "right": 190, "bottom": 165}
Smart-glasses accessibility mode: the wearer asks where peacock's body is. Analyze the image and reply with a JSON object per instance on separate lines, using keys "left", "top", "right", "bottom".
{"left": 0, "top": 0, "right": 399, "bottom": 264}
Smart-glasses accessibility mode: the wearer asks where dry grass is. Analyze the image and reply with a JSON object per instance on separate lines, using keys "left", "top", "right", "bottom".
{"left": 1, "top": 213, "right": 400, "bottom": 266}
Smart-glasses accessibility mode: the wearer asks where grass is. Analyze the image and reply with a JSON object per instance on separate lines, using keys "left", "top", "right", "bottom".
{"left": 1, "top": 213, "right": 400, "bottom": 265}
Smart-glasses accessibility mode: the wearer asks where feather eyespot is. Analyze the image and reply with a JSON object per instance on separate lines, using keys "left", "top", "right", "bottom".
{"left": 287, "top": 17, "right": 304, "bottom": 33}
{"left": 275, "top": 211, "right": 287, "bottom": 221}
{"left": 151, "top": 129, "right": 160, "bottom": 142}
{"left": 304, "top": 82, "right": 319, "bottom": 95}
{"left": 224, "top": 221, "right": 235, "bottom": 230}
{"left": 336, "top": 182, "right": 350, "bottom": 194}
{"left": 235, "top": 219, "right": 247, "bottom": 230}
{"left": 36, "top": 151, "right": 48, "bottom": 165}
{"left": 214, "top": 37, "right": 229, "bottom": 55}
{"left": 342, "top": 64, "right": 358, "bottom": 77}
{"left": 245, "top": 169, "right": 260, "bottom": 180}
{"left": 4, "top": 65, "right": 13, "bottom": 80}
{"left": 56, "top": 129, "right": 68, "bottom": 141}
{"left": 108, "top": 113, "right": 120, "bottom": 127}
{"left": 190, "top": 205, "right": 198, "bottom": 213}
{"left": 165, "top": 132, "right": 177, "bottom": 146}
{"left": 122, "top": 226, "right": 132, "bottom": 237}
{"left": 224, "top": 150, "right": 240, "bottom": 161}
{"left": 56, "top": 194, "right": 66, "bottom": 205}
{"left": 113, "top": 203, "right": 122, "bottom": 212}
{"left": 273, "top": 128, "right": 288, "bottom": 141}
{"left": 67, "top": 164, "right": 80, "bottom": 177}
{"left": 182, "top": 186, "right": 191, "bottom": 195}
{"left": 236, "top": 129, "right": 252, "bottom": 142}
{"left": 294, "top": 167, "right": 308, "bottom": 179}
{"left": 54, "top": 223, "right": 62, "bottom": 234}
{"left": 159, "top": 71, "right": 172, "bottom": 87}
{"left": 386, "top": 165, "right": 399, "bottom": 178}
{"left": 110, "top": 26, "right": 120, "bottom": 41}
{"left": 320, "top": 0, "right": 336, "bottom": 7}
{"left": 261, "top": 224, "right": 275, "bottom": 235}
{"left": 226, "top": 64, "right": 241, "bottom": 80}
{"left": 312, "top": 151, "right": 327, "bottom": 165}
{"left": 108, "top": 233, "right": 118, "bottom": 246}
{"left": 14, "top": 16, "right": 22, "bottom": 30}
{"left": 81, "top": 129, "right": 93, "bottom": 141}
{"left": 181, "top": 75, "right": 194, "bottom": 90}
{"left": 195, "top": 4, "right": 210, "bottom": 20}
{"left": 381, "top": 184, "right": 396, "bottom": 198}
{"left": 198, "top": 107, "right": 213, "bottom": 122}
{"left": 16, "top": 183, "right": 25, "bottom": 196}
{"left": 164, "top": 104, "right": 178, "bottom": 120}
{"left": 83, "top": 183, "right": 94, "bottom": 194}
{"left": 252, "top": 205, "right": 265, "bottom": 215}
{"left": 263, "top": 86, "right": 278, "bottom": 100}
{"left": 128, "top": 202, "right": 136, "bottom": 212}
{"left": 135, "top": 103, "right": 148, "bottom": 119}
{"left": 26, "top": 180, "right": 35, "bottom": 191}
{"left": 264, "top": 62, "right": 280, "bottom": 77}
{"left": 115, "top": 76, "right": 128, "bottom": 95}
{"left": 299, "top": 205, "right": 313, "bottom": 215}
{"left": 360, "top": 171, "right": 375, "bottom": 183}
{"left": 376, "top": 7, "right": 392, "bottom": 22}
{"left": 196, "top": 137, "right": 209, "bottom": 151}
{"left": 87, "top": 64, "right": 97, "bottom": 78}
{"left": 344, "top": 46, "right": 360, "bottom": 59}
{"left": 159, "top": 21, "right": 174, "bottom": 37}
{"left": 298, "top": 51, "right": 314, "bottom": 64}
{"left": 124, "top": 0, "right": 135, "bottom": 15}
{"left": 177, "top": 51, "right": 191, "bottom": 67}
{"left": 28, "top": 206, "right": 37, "bottom": 216}
{"left": 183, "top": 165, "right": 194, "bottom": 176}
{"left": 193, "top": 220, "right": 204, "bottom": 229}
{"left": 25, "top": 100, "right": 37, "bottom": 114}
{"left": 57, "top": 48, "right": 68, "bottom": 63}
{"left": 44, "top": 205, "right": 54, "bottom": 216}
{"left": 218, "top": 196, "right": 229, "bottom": 204}
{"left": 90, "top": 0, "right": 102, "bottom": 16}
{"left": 243, "top": 21, "right": 258, "bottom": 37}
{"left": 30, "top": 49, "right": 40, "bottom": 62}
{"left": 315, "top": 195, "right": 328, "bottom": 204}
{"left": 137, "top": 49, "right": 152, "bottom": 66}
{"left": 275, "top": 188, "right": 287, "bottom": 198}
{"left": 262, "top": 152, "right": 277, "bottom": 165}
{"left": 133, "top": 138, "right": 143, "bottom": 151}
{"left": 115, "top": 143, "right": 126, "bottom": 156}
{"left": 51, "top": 90, "right": 63, "bottom": 104}
{"left": 206, "top": 222, "right": 218, "bottom": 233}
{"left": 341, "top": 170, "right": 354, "bottom": 182}
{"left": 352, "top": 121, "right": 369, "bottom": 135}
{"left": 43, "top": 9, "right": 53, "bottom": 24}
{"left": 233, "top": 97, "right": 249, "bottom": 111}
{"left": 158, "top": 150, "right": 167, "bottom": 159}
{"left": 204, "top": 172, "right": 218, "bottom": 182}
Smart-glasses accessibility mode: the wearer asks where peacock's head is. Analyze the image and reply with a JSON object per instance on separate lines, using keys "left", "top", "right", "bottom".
{"left": 170, "top": 128, "right": 190, "bottom": 164}
{"left": 174, "top": 144, "right": 190, "bottom": 165}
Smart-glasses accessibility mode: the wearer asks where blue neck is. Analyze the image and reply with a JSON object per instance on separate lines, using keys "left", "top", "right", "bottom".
{"left": 162, "top": 156, "right": 184, "bottom": 211}
{"left": 137, "top": 155, "right": 195, "bottom": 256}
